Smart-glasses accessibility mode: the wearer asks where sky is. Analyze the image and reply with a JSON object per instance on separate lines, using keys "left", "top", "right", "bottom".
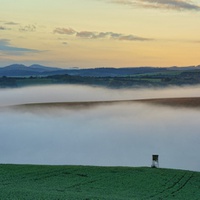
{"left": 0, "top": 0, "right": 200, "bottom": 68}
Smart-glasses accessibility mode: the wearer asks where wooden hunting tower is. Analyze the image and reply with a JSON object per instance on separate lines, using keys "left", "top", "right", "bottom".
{"left": 151, "top": 155, "right": 159, "bottom": 168}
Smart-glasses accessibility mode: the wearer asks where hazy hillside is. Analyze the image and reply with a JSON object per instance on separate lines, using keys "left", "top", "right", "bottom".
{"left": 0, "top": 164, "right": 199, "bottom": 200}
{"left": 2, "top": 64, "right": 200, "bottom": 88}
{"left": 0, "top": 64, "right": 168, "bottom": 77}
{"left": 0, "top": 64, "right": 63, "bottom": 77}
{"left": 2, "top": 64, "right": 200, "bottom": 77}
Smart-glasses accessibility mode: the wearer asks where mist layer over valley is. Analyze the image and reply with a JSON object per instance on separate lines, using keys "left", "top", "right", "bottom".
{"left": 1, "top": 84, "right": 200, "bottom": 106}
{"left": 0, "top": 85, "right": 200, "bottom": 172}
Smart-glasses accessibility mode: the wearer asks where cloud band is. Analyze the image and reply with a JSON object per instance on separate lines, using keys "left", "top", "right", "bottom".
{"left": 106, "top": 0, "right": 200, "bottom": 11}
{"left": 54, "top": 28, "right": 152, "bottom": 41}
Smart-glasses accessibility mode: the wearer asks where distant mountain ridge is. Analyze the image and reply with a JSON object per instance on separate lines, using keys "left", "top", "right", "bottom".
{"left": 0, "top": 64, "right": 63, "bottom": 76}
{"left": 1, "top": 64, "right": 200, "bottom": 77}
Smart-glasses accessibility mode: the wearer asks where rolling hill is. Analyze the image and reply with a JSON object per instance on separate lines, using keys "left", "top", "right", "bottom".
{"left": 0, "top": 164, "right": 199, "bottom": 200}
{"left": 0, "top": 64, "right": 63, "bottom": 77}
{"left": 0, "top": 64, "right": 194, "bottom": 77}
{"left": 2, "top": 64, "right": 200, "bottom": 88}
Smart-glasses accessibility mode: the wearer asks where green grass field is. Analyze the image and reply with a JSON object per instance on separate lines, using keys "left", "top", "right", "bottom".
{"left": 0, "top": 165, "right": 200, "bottom": 200}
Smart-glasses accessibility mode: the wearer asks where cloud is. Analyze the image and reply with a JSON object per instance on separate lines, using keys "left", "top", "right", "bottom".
{"left": 54, "top": 28, "right": 76, "bottom": 35}
{"left": 54, "top": 27, "right": 152, "bottom": 41}
{"left": 76, "top": 31, "right": 96, "bottom": 38}
{"left": 0, "top": 26, "right": 8, "bottom": 30}
{"left": 76, "top": 31, "right": 151, "bottom": 41}
{"left": 107, "top": 0, "right": 200, "bottom": 11}
{"left": 0, "top": 39, "right": 41, "bottom": 54}
{"left": 4, "top": 21, "right": 19, "bottom": 26}
{"left": 76, "top": 31, "right": 113, "bottom": 39}
{"left": 118, "top": 34, "right": 151, "bottom": 41}
{"left": 19, "top": 25, "right": 36, "bottom": 32}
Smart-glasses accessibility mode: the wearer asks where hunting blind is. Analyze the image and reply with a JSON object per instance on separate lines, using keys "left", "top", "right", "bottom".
{"left": 151, "top": 155, "right": 159, "bottom": 168}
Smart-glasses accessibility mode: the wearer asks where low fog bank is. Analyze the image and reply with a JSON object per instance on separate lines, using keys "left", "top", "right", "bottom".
{"left": 0, "top": 103, "right": 200, "bottom": 172}
{"left": 1, "top": 84, "right": 200, "bottom": 106}
{"left": 1, "top": 85, "right": 200, "bottom": 171}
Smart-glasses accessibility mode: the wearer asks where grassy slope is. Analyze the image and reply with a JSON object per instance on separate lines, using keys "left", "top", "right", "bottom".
{"left": 0, "top": 165, "right": 200, "bottom": 200}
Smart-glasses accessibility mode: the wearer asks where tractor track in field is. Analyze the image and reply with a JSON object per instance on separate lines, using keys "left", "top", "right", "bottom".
{"left": 65, "top": 179, "right": 100, "bottom": 189}
{"left": 165, "top": 172, "right": 194, "bottom": 198}
{"left": 148, "top": 171, "right": 194, "bottom": 199}
{"left": 0, "top": 169, "right": 66, "bottom": 187}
